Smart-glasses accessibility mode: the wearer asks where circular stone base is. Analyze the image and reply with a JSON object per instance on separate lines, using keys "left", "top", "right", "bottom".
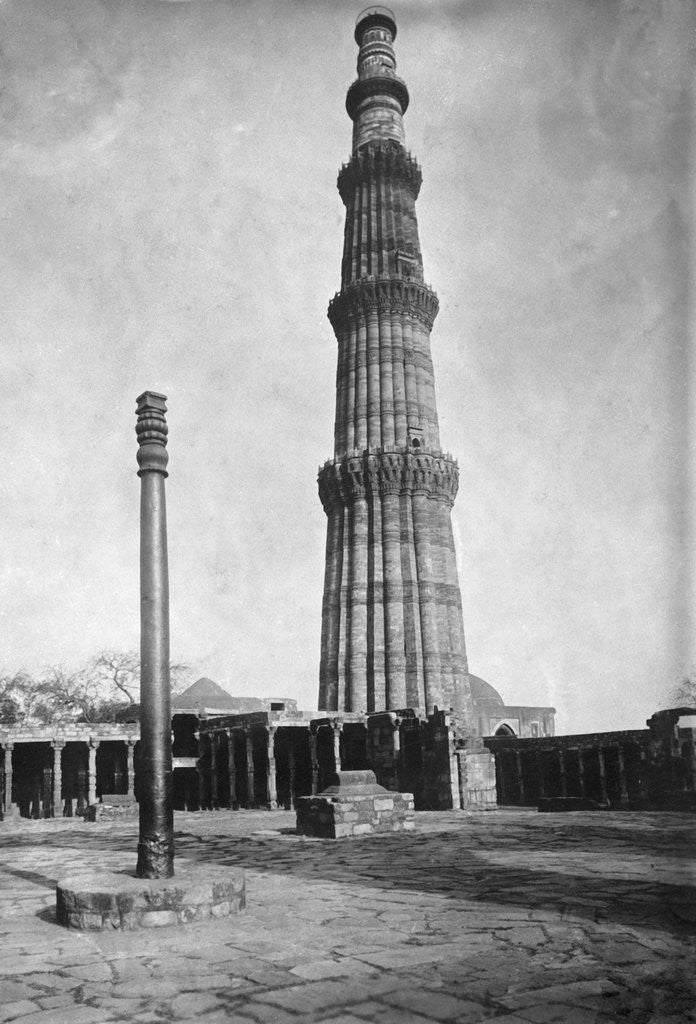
{"left": 56, "top": 866, "right": 245, "bottom": 931}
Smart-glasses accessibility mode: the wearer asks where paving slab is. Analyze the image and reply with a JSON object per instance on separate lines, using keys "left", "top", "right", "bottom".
{"left": 0, "top": 808, "right": 694, "bottom": 1023}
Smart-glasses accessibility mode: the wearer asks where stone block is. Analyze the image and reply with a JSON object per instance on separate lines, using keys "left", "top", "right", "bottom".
{"left": 296, "top": 771, "right": 415, "bottom": 838}
{"left": 141, "top": 910, "right": 178, "bottom": 928}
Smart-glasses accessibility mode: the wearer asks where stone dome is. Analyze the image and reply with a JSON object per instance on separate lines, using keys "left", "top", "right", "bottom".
{"left": 469, "top": 674, "right": 505, "bottom": 707}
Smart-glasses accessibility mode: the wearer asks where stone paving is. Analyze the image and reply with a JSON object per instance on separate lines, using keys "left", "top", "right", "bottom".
{"left": 0, "top": 807, "right": 694, "bottom": 1023}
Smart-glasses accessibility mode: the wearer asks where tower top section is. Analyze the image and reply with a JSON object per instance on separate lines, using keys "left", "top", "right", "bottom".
{"left": 354, "top": 6, "right": 397, "bottom": 44}
{"left": 347, "top": 6, "right": 409, "bottom": 153}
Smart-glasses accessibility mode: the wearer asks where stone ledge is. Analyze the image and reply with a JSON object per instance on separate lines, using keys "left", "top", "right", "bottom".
{"left": 56, "top": 865, "right": 245, "bottom": 931}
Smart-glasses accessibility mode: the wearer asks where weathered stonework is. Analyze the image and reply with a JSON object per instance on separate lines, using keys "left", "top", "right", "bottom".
{"left": 296, "top": 769, "right": 414, "bottom": 838}
{"left": 56, "top": 866, "right": 245, "bottom": 931}
{"left": 318, "top": 8, "right": 476, "bottom": 734}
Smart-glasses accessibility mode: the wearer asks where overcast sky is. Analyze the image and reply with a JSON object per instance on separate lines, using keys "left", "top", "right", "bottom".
{"left": 0, "top": 0, "right": 692, "bottom": 734}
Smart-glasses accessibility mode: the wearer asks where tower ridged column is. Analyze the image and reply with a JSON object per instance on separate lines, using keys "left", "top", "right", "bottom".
{"left": 318, "top": 7, "right": 475, "bottom": 731}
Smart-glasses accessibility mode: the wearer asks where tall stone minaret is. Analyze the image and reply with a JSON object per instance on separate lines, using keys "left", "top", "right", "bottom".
{"left": 318, "top": 7, "right": 476, "bottom": 734}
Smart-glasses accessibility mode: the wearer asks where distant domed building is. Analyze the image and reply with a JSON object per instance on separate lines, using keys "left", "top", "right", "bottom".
{"left": 172, "top": 678, "right": 297, "bottom": 717}
{"left": 469, "top": 674, "right": 555, "bottom": 738}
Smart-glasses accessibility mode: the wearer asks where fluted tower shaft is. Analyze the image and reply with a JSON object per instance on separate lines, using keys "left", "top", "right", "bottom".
{"left": 318, "top": 8, "right": 475, "bottom": 731}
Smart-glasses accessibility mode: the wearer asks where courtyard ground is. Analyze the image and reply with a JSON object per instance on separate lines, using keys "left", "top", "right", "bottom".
{"left": 0, "top": 807, "right": 694, "bottom": 1024}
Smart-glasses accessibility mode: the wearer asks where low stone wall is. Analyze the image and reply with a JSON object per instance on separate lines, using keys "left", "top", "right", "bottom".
{"left": 56, "top": 866, "right": 245, "bottom": 931}
{"left": 296, "top": 769, "right": 415, "bottom": 838}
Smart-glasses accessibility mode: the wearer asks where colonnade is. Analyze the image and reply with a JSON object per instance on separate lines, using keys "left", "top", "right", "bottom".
{"left": 491, "top": 741, "right": 643, "bottom": 807}
{"left": 195, "top": 715, "right": 419, "bottom": 811}
{"left": 0, "top": 733, "right": 138, "bottom": 818}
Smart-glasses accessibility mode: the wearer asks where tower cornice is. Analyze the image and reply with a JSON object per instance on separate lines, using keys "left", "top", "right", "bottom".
{"left": 318, "top": 450, "right": 460, "bottom": 512}
{"left": 337, "top": 141, "right": 422, "bottom": 203}
{"left": 346, "top": 74, "right": 410, "bottom": 123}
{"left": 328, "top": 277, "right": 439, "bottom": 330}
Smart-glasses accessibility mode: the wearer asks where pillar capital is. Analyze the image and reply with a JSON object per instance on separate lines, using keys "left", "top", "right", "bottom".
{"left": 136, "top": 391, "right": 169, "bottom": 477}
{"left": 89, "top": 738, "right": 100, "bottom": 750}
{"left": 52, "top": 740, "right": 66, "bottom": 751}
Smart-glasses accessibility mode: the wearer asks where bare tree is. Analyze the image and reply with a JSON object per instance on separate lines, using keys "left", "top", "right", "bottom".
{"left": 91, "top": 651, "right": 140, "bottom": 705}
{"left": 0, "top": 653, "right": 193, "bottom": 726}
{"left": 91, "top": 651, "right": 191, "bottom": 703}
{"left": 668, "top": 675, "right": 696, "bottom": 709}
{"left": 0, "top": 670, "right": 33, "bottom": 725}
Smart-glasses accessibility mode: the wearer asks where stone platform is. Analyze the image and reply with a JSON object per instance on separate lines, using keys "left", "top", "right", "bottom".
{"left": 296, "top": 769, "right": 415, "bottom": 838}
{"left": 56, "top": 865, "right": 245, "bottom": 931}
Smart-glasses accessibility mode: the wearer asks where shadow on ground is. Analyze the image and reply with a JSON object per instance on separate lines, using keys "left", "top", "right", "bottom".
{"left": 2, "top": 813, "right": 694, "bottom": 937}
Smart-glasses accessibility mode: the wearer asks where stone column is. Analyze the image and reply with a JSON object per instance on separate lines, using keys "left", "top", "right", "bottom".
{"left": 391, "top": 716, "right": 401, "bottom": 792}
{"left": 332, "top": 720, "right": 342, "bottom": 773}
{"left": 52, "top": 741, "right": 65, "bottom": 818}
{"left": 3, "top": 743, "right": 13, "bottom": 814}
{"left": 195, "top": 731, "right": 206, "bottom": 809}
{"left": 246, "top": 730, "right": 255, "bottom": 808}
{"left": 617, "top": 745, "right": 629, "bottom": 804}
{"left": 597, "top": 747, "right": 608, "bottom": 804}
{"left": 495, "top": 750, "right": 507, "bottom": 804}
{"left": 578, "top": 748, "right": 586, "bottom": 798}
{"left": 135, "top": 390, "right": 174, "bottom": 879}
{"left": 226, "top": 730, "right": 237, "bottom": 809}
{"left": 515, "top": 749, "right": 525, "bottom": 804}
{"left": 126, "top": 741, "right": 136, "bottom": 800}
{"left": 309, "top": 731, "right": 319, "bottom": 795}
{"left": 537, "top": 750, "right": 547, "bottom": 799}
{"left": 446, "top": 715, "right": 461, "bottom": 810}
{"left": 87, "top": 740, "right": 100, "bottom": 806}
{"left": 210, "top": 732, "right": 218, "bottom": 809}
{"left": 558, "top": 748, "right": 567, "bottom": 798}
{"left": 266, "top": 727, "right": 278, "bottom": 809}
{"left": 288, "top": 742, "right": 296, "bottom": 810}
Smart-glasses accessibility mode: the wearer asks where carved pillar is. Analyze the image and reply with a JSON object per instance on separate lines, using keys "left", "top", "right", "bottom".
{"left": 332, "top": 720, "right": 342, "bottom": 773}
{"left": 126, "top": 740, "right": 136, "bottom": 800}
{"left": 496, "top": 749, "right": 507, "bottom": 804}
{"left": 52, "top": 741, "right": 65, "bottom": 818}
{"left": 210, "top": 732, "right": 218, "bottom": 809}
{"left": 616, "top": 745, "right": 629, "bottom": 804}
{"left": 135, "top": 390, "right": 174, "bottom": 878}
{"left": 309, "top": 731, "right": 319, "bottom": 795}
{"left": 246, "top": 730, "right": 255, "bottom": 808}
{"left": 537, "top": 750, "right": 547, "bottom": 799}
{"left": 446, "top": 715, "right": 461, "bottom": 810}
{"left": 391, "top": 716, "right": 401, "bottom": 792}
{"left": 196, "top": 732, "right": 206, "bottom": 810}
{"left": 226, "top": 730, "right": 237, "bottom": 809}
{"left": 515, "top": 749, "right": 525, "bottom": 804}
{"left": 598, "top": 747, "right": 608, "bottom": 804}
{"left": 558, "top": 748, "right": 567, "bottom": 798}
{"left": 87, "top": 740, "right": 99, "bottom": 806}
{"left": 3, "top": 743, "right": 13, "bottom": 813}
{"left": 578, "top": 748, "right": 586, "bottom": 798}
{"left": 288, "top": 740, "right": 296, "bottom": 810}
{"left": 266, "top": 726, "right": 278, "bottom": 809}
